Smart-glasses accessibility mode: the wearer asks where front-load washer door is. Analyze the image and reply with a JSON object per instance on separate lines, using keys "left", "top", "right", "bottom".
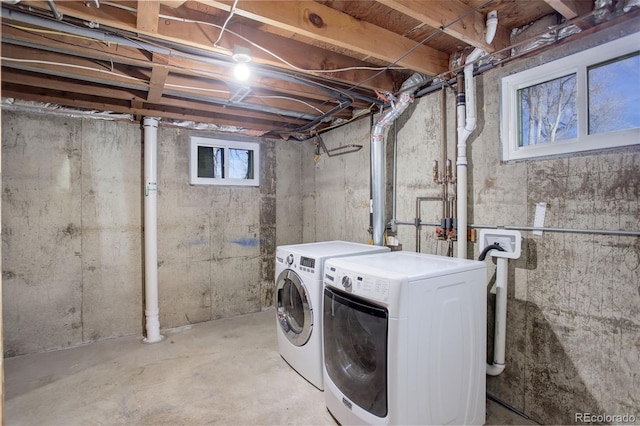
{"left": 324, "top": 287, "right": 388, "bottom": 417}
{"left": 276, "top": 269, "right": 313, "bottom": 346}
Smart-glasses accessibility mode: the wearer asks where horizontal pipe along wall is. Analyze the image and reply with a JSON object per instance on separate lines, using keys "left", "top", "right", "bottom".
{"left": 302, "top": 23, "right": 640, "bottom": 425}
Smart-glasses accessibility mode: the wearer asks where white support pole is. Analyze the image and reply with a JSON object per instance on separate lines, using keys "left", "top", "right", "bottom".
{"left": 143, "top": 117, "right": 164, "bottom": 344}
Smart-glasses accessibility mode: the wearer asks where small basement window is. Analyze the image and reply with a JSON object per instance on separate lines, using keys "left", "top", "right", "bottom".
{"left": 189, "top": 136, "right": 260, "bottom": 186}
{"left": 501, "top": 32, "right": 640, "bottom": 161}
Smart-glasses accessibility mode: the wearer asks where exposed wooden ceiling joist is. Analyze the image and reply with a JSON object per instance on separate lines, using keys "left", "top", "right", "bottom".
{"left": 543, "top": 0, "right": 593, "bottom": 19}
{"left": 192, "top": 0, "right": 450, "bottom": 76}
{"left": 1, "top": 0, "right": 625, "bottom": 138}
{"left": 136, "top": 0, "right": 160, "bottom": 33}
{"left": 376, "top": 0, "right": 510, "bottom": 52}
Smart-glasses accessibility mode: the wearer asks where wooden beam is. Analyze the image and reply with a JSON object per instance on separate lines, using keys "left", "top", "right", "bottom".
{"left": 193, "top": 0, "right": 449, "bottom": 75}
{"left": 147, "top": 66, "right": 168, "bottom": 102}
{"left": 0, "top": 34, "right": 371, "bottom": 108}
{"left": 159, "top": 1, "right": 188, "bottom": 7}
{"left": 136, "top": 0, "right": 160, "bottom": 33}
{"left": 1, "top": 44, "right": 150, "bottom": 89}
{"left": 376, "top": 0, "right": 510, "bottom": 52}
{"left": 1, "top": 85, "right": 301, "bottom": 132}
{"left": 14, "top": 1, "right": 400, "bottom": 91}
{"left": 543, "top": 0, "right": 592, "bottom": 19}
{"left": 0, "top": 67, "right": 321, "bottom": 125}
{"left": 1, "top": 68, "right": 146, "bottom": 101}
{"left": 160, "top": 11, "right": 402, "bottom": 91}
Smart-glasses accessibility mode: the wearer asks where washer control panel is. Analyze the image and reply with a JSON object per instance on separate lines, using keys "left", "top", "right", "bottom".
{"left": 277, "top": 252, "right": 319, "bottom": 277}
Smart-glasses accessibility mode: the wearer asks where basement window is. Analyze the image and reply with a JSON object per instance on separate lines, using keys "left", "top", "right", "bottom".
{"left": 501, "top": 32, "right": 640, "bottom": 161}
{"left": 189, "top": 136, "right": 260, "bottom": 186}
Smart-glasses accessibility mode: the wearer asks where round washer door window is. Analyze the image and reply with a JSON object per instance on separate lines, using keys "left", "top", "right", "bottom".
{"left": 276, "top": 269, "right": 313, "bottom": 346}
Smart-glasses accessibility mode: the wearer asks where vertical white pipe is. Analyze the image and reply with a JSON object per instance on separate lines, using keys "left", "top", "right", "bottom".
{"left": 456, "top": 11, "right": 498, "bottom": 259}
{"left": 456, "top": 48, "right": 483, "bottom": 259}
{"left": 487, "top": 257, "right": 508, "bottom": 375}
{"left": 143, "top": 117, "right": 164, "bottom": 343}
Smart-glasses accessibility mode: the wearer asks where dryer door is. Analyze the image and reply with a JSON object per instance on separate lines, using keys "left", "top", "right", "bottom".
{"left": 276, "top": 269, "right": 313, "bottom": 346}
{"left": 324, "top": 287, "right": 388, "bottom": 417}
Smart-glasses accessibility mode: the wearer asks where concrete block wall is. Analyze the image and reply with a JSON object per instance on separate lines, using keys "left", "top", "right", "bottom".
{"left": 2, "top": 111, "right": 302, "bottom": 356}
{"left": 302, "top": 23, "right": 640, "bottom": 425}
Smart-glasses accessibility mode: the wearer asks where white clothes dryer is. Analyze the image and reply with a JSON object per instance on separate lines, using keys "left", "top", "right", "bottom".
{"left": 275, "top": 241, "right": 389, "bottom": 390}
{"left": 323, "top": 251, "right": 487, "bottom": 425}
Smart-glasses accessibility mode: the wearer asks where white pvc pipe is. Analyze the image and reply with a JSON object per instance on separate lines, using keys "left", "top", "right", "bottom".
{"left": 455, "top": 54, "right": 476, "bottom": 259}
{"left": 143, "top": 117, "right": 164, "bottom": 344}
{"left": 456, "top": 11, "right": 497, "bottom": 259}
{"left": 455, "top": 92, "right": 468, "bottom": 259}
{"left": 487, "top": 256, "right": 508, "bottom": 375}
{"left": 485, "top": 11, "right": 498, "bottom": 45}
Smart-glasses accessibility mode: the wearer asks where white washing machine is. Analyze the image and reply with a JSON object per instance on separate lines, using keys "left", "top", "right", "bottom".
{"left": 323, "top": 251, "right": 487, "bottom": 425}
{"left": 275, "top": 241, "right": 389, "bottom": 390}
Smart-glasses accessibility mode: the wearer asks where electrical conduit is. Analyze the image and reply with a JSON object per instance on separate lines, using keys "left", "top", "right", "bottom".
{"left": 143, "top": 117, "right": 164, "bottom": 343}
{"left": 371, "top": 73, "right": 428, "bottom": 246}
{"left": 456, "top": 11, "right": 497, "bottom": 259}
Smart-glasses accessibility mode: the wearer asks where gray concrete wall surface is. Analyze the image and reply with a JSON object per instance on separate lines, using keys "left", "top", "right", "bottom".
{"left": 302, "top": 24, "right": 640, "bottom": 425}
{"left": 2, "top": 112, "right": 291, "bottom": 356}
{"left": 302, "top": 118, "right": 373, "bottom": 245}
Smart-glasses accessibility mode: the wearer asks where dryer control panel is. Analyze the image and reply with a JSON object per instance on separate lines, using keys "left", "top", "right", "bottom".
{"left": 324, "top": 266, "right": 390, "bottom": 304}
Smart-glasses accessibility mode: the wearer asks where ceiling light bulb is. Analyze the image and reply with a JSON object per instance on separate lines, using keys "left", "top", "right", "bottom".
{"left": 234, "top": 62, "right": 251, "bottom": 81}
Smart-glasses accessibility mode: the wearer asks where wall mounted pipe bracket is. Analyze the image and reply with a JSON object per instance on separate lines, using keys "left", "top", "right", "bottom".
{"left": 314, "top": 133, "right": 362, "bottom": 157}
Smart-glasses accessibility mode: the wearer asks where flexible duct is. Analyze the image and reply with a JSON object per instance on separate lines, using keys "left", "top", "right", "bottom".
{"left": 143, "top": 117, "right": 164, "bottom": 344}
{"left": 371, "top": 73, "right": 427, "bottom": 246}
{"left": 456, "top": 11, "right": 497, "bottom": 259}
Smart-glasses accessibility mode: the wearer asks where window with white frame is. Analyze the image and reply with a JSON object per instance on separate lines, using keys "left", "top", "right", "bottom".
{"left": 501, "top": 32, "right": 640, "bottom": 161}
{"left": 189, "top": 136, "right": 260, "bottom": 186}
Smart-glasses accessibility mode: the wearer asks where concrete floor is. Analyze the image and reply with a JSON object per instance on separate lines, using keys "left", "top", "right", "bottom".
{"left": 5, "top": 309, "right": 536, "bottom": 425}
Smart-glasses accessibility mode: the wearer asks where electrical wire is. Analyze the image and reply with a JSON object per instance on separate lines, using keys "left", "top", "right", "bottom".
{"left": 3, "top": 0, "right": 510, "bottom": 136}
{"left": 213, "top": 0, "right": 239, "bottom": 48}
{"left": 3, "top": 55, "right": 332, "bottom": 118}
{"left": 347, "top": 0, "right": 498, "bottom": 93}
{"left": 5, "top": 23, "right": 109, "bottom": 43}
{"left": 102, "top": 0, "right": 405, "bottom": 74}
{"left": 251, "top": 95, "right": 325, "bottom": 114}
{"left": 2, "top": 19, "right": 357, "bottom": 122}
{"left": 0, "top": 56, "right": 146, "bottom": 83}
{"left": 164, "top": 83, "right": 229, "bottom": 95}
{"left": 316, "top": 103, "right": 377, "bottom": 133}
{"left": 160, "top": 13, "right": 406, "bottom": 73}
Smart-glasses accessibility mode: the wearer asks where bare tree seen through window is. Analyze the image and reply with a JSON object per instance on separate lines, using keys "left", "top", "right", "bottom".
{"left": 518, "top": 74, "right": 578, "bottom": 146}
{"left": 588, "top": 53, "right": 640, "bottom": 135}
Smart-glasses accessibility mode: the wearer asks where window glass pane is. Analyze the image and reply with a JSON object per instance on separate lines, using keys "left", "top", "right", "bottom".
{"left": 588, "top": 52, "right": 640, "bottom": 135}
{"left": 517, "top": 74, "right": 577, "bottom": 146}
{"left": 197, "top": 146, "right": 223, "bottom": 178}
{"left": 229, "top": 148, "right": 254, "bottom": 179}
